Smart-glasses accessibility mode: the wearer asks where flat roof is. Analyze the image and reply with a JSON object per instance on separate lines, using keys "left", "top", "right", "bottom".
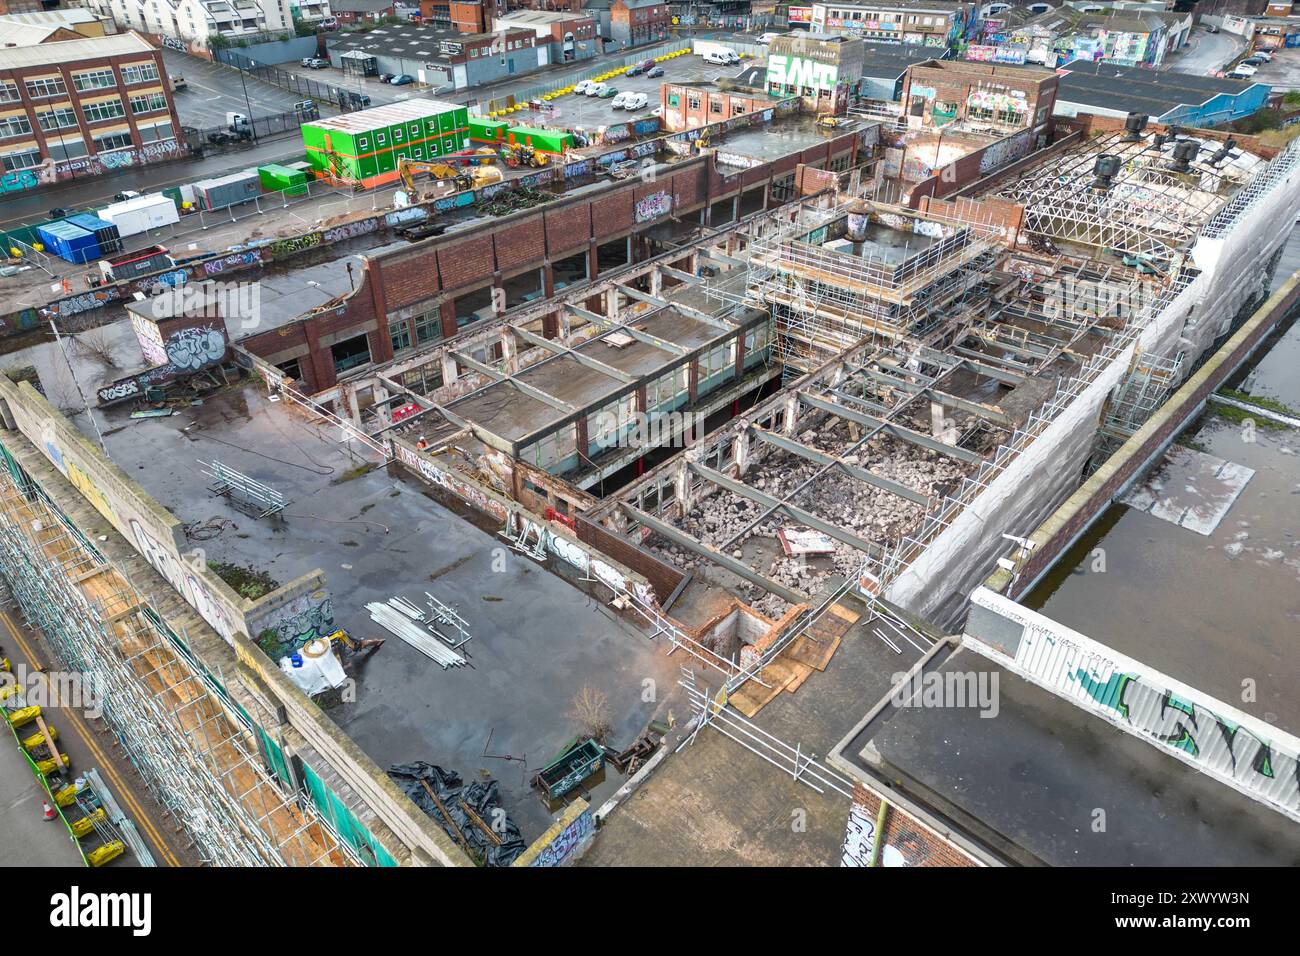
{"left": 0, "top": 30, "right": 154, "bottom": 69}
{"left": 305, "top": 98, "right": 462, "bottom": 134}
{"left": 847, "top": 652, "right": 1300, "bottom": 865}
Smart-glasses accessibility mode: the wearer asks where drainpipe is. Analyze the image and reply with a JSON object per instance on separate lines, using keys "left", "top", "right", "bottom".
{"left": 868, "top": 798, "right": 890, "bottom": 867}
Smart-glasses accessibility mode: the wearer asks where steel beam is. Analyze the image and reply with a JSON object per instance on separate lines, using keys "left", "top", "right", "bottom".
{"left": 797, "top": 392, "right": 982, "bottom": 464}
{"left": 449, "top": 350, "right": 575, "bottom": 413}
{"left": 689, "top": 461, "right": 885, "bottom": 558}
{"left": 621, "top": 504, "right": 808, "bottom": 604}
{"left": 751, "top": 428, "right": 930, "bottom": 506}
{"left": 512, "top": 327, "right": 637, "bottom": 383}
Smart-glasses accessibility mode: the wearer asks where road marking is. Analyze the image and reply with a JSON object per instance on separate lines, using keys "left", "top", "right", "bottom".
{"left": 0, "top": 609, "right": 182, "bottom": 867}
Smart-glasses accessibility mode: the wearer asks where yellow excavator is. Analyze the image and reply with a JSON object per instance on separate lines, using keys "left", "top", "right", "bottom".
{"left": 499, "top": 143, "right": 550, "bottom": 168}
{"left": 397, "top": 156, "right": 503, "bottom": 201}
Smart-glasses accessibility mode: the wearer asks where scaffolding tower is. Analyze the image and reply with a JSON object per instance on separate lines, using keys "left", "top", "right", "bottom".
{"left": 0, "top": 466, "right": 357, "bottom": 867}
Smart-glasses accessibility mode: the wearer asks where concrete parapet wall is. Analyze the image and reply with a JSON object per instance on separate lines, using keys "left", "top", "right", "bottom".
{"left": 512, "top": 798, "right": 594, "bottom": 867}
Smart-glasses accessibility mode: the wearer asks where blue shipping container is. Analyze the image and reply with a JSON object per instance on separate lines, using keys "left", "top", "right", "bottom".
{"left": 36, "top": 221, "right": 101, "bottom": 264}
{"left": 65, "top": 212, "right": 123, "bottom": 256}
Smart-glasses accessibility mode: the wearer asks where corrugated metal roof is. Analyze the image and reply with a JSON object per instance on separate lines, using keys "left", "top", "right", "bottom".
{"left": 0, "top": 30, "right": 154, "bottom": 69}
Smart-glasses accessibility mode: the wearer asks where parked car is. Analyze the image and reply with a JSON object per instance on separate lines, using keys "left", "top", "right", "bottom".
{"left": 646, "top": 65, "right": 664, "bottom": 78}
{"left": 303, "top": 57, "right": 328, "bottom": 69}
{"left": 1206, "top": 24, "right": 1219, "bottom": 33}
{"left": 598, "top": 86, "right": 618, "bottom": 98}
{"left": 625, "top": 64, "right": 642, "bottom": 77}
{"left": 379, "top": 72, "right": 395, "bottom": 83}
{"left": 1242, "top": 56, "right": 1266, "bottom": 66}
{"left": 1230, "top": 63, "right": 1258, "bottom": 77}
{"left": 389, "top": 74, "right": 414, "bottom": 85}
{"left": 169, "top": 75, "right": 187, "bottom": 91}
{"left": 113, "top": 190, "right": 141, "bottom": 203}
{"left": 611, "top": 91, "right": 632, "bottom": 108}
{"left": 758, "top": 33, "right": 780, "bottom": 44}
{"left": 638, "top": 59, "right": 655, "bottom": 72}
{"left": 320, "top": 16, "right": 338, "bottom": 29}
{"left": 621, "top": 92, "right": 648, "bottom": 111}
{"left": 574, "top": 79, "right": 593, "bottom": 94}
{"left": 48, "top": 207, "right": 74, "bottom": 220}
{"left": 652, "top": 105, "right": 663, "bottom": 117}
{"left": 585, "top": 82, "right": 608, "bottom": 97}
{"left": 1255, "top": 50, "right": 1274, "bottom": 61}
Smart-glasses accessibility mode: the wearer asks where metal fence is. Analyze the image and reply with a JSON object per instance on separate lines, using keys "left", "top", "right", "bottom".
{"left": 185, "top": 106, "right": 320, "bottom": 152}
{"left": 215, "top": 48, "right": 368, "bottom": 111}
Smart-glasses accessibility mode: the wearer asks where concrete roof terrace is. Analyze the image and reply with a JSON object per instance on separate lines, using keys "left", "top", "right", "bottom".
{"left": 74, "top": 379, "right": 683, "bottom": 842}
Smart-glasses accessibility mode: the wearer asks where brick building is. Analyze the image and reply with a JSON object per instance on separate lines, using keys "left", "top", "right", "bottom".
{"left": 241, "top": 127, "right": 869, "bottom": 394}
{"left": 659, "top": 81, "right": 786, "bottom": 131}
{"left": 0, "top": 32, "right": 182, "bottom": 182}
{"left": 421, "top": 0, "right": 505, "bottom": 32}
{"left": 494, "top": 9, "right": 598, "bottom": 63}
{"left": 609, "top": 0, "right": 669, "bottom": 50}
{"left": 809, "top": 0, "right": 975, "bottom": 48}
{"left": 900, "top": 58, "right": 1057, "bottom": 131}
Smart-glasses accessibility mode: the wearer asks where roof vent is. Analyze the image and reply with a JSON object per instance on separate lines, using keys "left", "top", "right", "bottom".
{"left": 1093, "top": 153, "right": 1121, "bottom": 190}
{"left": 1170, "top": 139, "right": 1200, "bottom": 173}
{"left": 1209, "top": 136, "right": 1238, "bottom": 166}
{"left": 1123, "top": 111, "right": 1147, "bottom": 141}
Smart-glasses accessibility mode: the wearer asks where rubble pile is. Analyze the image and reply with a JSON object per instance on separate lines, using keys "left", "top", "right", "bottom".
{"left": 643, "top": 421, "right": 976, "bottom": 617}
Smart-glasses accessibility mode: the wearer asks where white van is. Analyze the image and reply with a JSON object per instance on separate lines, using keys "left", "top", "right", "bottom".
{"left": 703, "top": 49, "right": 739, "bottom": 65}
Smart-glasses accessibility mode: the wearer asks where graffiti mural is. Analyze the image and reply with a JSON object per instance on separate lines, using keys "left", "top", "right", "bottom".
{"left": 165, "top": 324, "right": 227, "bottom": 370}
{"left": 323, "top": 218, "right": 379, "bottom": 244}
{"left": 530, "top": 807, "right": 593, "bottom": 867}
{"left": 260, "top": 588, "right": 335, "bottom": 648}
{"left": 635, "top": 190, "right": 673, "bottom": 223}
{"left": 966, "top": 589, "right": 1300, "bottom": 821}
{"left": 268, "top": 232, "right": 322, "bottom": 257}
{"left": 841, "top": 800, "right": 877, "bottom": 867}
{"left": 202, "top": 250, "right": 262, "bottom": 277}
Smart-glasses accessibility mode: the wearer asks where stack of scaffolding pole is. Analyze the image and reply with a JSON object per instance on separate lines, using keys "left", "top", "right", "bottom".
{"left": 365, "top": 601, "right": 466, "bottom": 669}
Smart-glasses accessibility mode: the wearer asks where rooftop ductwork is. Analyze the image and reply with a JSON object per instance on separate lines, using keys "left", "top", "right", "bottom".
{"left": 1170, "top": 139, "right": 1200, "bottom": 173}
{"left": 1092, "top": 153, "right": 1122, "bottom": 190}
{"left": 1123, "top": 112, "right": 1148, "bottom": 141}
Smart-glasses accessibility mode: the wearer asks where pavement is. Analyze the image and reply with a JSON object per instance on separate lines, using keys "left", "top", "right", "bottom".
{"left": 1163, "top": 26, "right": 1244, "bottom": 76}
{"left": 1243, "top": 45, "right": 1300, "bottom": 92}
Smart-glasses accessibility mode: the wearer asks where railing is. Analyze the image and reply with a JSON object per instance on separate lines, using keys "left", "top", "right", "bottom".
{"left": 272, "top": 380, "right": 392, "bottom": 462}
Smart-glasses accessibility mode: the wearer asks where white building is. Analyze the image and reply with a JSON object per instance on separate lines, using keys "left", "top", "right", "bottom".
{"left": 84, "top": 0, "right": 331, "bottom": 48}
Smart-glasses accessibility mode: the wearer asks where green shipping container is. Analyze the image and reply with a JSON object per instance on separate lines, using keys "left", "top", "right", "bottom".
{"left": 258, "top": 163, "right": 308, "bottom": 196}
{"left": 469, "top": 117, "right": 508, "bottom": 144}
{"left": 506, "top": 126, "right": 572, "bottom": 155}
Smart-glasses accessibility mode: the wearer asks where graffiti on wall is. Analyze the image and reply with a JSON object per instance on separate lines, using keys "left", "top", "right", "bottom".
{"left": 259, "top": 588, "right": 335, "bottom": 648}
{"left": 766, "top": 53, "right": 838, "bottom": 93}
{"left": 841, "top": 800, "right": 877, "bottom": 866}
{"left": 131, "top": 517, "right": 239, "bottom": 645}
{"left": 966, "top": 589, "right": 1300, "bottom": 821}
{"left": 323, "top": 218, "right": 379, "bottom": 244}
{"left": 635, "top": 190, "right": 673, "bottom": 223}
{"left": 530, "top": 807, "right": 593, "bottom": 866}
{"left": 202, "top": 250, "right": 262, "bottom": 277}
{"left": 977, "top": 126, "right": 1034, "bottom": 175}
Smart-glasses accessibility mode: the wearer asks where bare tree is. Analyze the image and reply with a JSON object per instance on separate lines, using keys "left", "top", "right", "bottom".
{"left": 568, "top": 684, "right": 613, "bottom": 742}
{"left": 73, "top": 324, "right": 119, "bottom": 368}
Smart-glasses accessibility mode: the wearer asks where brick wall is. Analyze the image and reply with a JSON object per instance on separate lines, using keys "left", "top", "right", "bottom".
{"left": 575, "top": 514, "right": 684, "bottom": 604}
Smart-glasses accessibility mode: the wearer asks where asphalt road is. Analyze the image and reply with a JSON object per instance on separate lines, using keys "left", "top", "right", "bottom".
{"left": 163, "top": 49, "right": 328, "bottom": 130}
{"left": 0, "top": 600, "right": 194, "bottom": 867}
{"left": 1163, "top": 26, "right": 1244, "bottom": 76}
{"left": 1244, "top": 45, "right": 1300, "bottom": 91}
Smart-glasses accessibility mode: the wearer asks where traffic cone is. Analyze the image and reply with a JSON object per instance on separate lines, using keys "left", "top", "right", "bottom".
{"left": 42, "top": 800, "right": 56, "bottom": 821}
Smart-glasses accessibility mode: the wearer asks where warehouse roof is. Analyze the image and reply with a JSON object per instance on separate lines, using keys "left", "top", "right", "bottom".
{"left": 1056, "top": 59, "right": 1267, "bottom": 118}
{"left": 0, "top": 30, "right": 153, "bottom": 69}
{"left": 328, "top": 22, "right": 456, "bottom": 58}
{"left": 1059, "top": 57, "right": 1260, "bottom": 98}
